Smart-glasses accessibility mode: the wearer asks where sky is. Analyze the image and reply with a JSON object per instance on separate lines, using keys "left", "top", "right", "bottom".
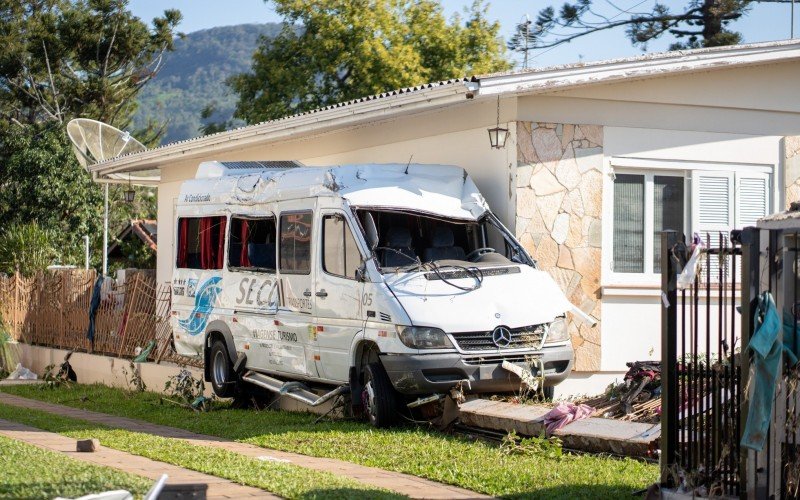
{"left": 128, "top": 0, "right": 799, "bottom": 69}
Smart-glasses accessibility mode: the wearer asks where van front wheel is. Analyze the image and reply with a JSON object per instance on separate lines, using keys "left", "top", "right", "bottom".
{"left": 210, "top": 339, "right": 236, "bottom": 398}
{"left": 362, "top": 362, "right": 399, "bottom": 428}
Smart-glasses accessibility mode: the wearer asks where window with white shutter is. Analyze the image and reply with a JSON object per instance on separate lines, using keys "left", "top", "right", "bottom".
{"left": 608, "top": 166, "right": 773, "bottom": 283}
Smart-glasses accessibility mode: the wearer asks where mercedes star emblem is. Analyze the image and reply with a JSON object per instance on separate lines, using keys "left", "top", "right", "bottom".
{"left": 491, "top": 326, "right": 512, "bottom": 348}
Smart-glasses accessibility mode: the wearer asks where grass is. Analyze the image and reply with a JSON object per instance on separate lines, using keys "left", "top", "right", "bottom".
{"left": 0, "top": 403, "right": 397, "bottom": 500}
{"left": 1, "top": 383, "right": 659, "bottom": 499}
{"left": 0, "top": 433, "right": 151, "bottom": 499}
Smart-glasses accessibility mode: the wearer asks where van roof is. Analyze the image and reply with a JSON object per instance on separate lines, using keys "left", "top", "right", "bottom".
{"left": 179, "top": 163, "right": 489, "bottom": 220}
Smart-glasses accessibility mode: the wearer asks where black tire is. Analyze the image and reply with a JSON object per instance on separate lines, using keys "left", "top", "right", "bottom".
{"left": 362, "top": 362, "right": 400, "bottom": 428}
{"left": 542, "top": 385, "right": 555, "bottom": 401}
{"left": 209, "top": 339, "right": 236, "bottom": 398}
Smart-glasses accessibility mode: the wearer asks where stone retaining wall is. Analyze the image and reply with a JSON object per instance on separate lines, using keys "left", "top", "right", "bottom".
{"left": 515, "top": 122, "right": 603, "bottom": 371}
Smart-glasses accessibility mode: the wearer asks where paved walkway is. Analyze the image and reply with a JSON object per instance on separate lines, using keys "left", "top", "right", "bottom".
{"left": 0, "top": 392, "right": 487, "bottom": 499}
{"left": 0, "top": 418, "right": 277, "bottom": 499}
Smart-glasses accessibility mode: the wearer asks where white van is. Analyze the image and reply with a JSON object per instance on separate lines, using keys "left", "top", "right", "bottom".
{"left": 171, "top": 161, "right": 577, "bottom": 426}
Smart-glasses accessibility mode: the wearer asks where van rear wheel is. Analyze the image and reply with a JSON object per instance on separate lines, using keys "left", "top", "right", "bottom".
{"left": 362, "top": 362, "right": 400, "bottom": 428}
{"left": 210, "top": 339, "right": 236, "bottom": 398}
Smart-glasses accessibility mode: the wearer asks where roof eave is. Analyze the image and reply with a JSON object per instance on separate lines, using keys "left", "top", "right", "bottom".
{"left": 90, "top": 83, "right": 471, "bottom": 177}
{"left": 475, "top": 39, "right": 800, "bottom": 96}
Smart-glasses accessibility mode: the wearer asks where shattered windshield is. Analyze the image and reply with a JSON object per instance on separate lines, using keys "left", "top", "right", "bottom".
{"left": 354, "top": 208, "right": 533, "bottom": 272}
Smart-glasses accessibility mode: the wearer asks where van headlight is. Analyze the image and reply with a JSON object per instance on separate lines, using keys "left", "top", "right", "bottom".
{"left": 545, "top": 316, "right": 569, "bottom": 343}
{"left": 396, "top": 326, "right": 453, "bottom": 349}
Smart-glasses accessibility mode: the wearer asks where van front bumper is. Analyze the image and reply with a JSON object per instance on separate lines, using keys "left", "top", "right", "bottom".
{"left": 379, "top": 344, "right": 574, "bottom": 395}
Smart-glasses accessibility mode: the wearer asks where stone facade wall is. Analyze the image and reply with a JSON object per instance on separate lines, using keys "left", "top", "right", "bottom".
{"left": 786, "top": 136, "right": 800, "bottom": 208}
{"left": 515, "top": 122, "right": 603, "bottom": 371}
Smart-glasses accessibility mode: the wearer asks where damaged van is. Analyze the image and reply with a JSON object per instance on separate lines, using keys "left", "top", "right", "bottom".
{"left": 171, "top": 161, "right": 581, "bottom": 427}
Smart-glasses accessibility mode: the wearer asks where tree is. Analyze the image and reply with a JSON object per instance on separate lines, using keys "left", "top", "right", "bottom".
{"left": 0, "top": 0, "right": 182, "bottom": 128}
{"left": 526, "top": 0, "right": 792, "bottom": 51}
{"left": 0, "top": 221, "right": 58, "bottom": 277}
{"left": 230, "top": 0, "right": 510, "bottom": 124}
{"left": 0, "top": 1, "right": 180, "bottom": 269}
{"left": 0, "top": 123, "right": 102, "bottom": 265}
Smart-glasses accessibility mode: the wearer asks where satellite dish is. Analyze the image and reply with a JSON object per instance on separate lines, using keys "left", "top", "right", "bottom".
{"left": 67, "top": 118, "right": 158, "bottom": 184}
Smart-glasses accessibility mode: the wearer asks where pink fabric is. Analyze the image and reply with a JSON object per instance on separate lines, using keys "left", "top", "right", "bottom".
{"left": 542, "top": 402, "right": 595, "bottom": 435}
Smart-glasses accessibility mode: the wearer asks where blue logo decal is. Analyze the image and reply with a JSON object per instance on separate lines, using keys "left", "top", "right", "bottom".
{"left": 178, "top": 276, "right": 222, "bottom": 336}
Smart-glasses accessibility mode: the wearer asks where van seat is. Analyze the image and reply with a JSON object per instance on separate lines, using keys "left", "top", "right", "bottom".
{"left": 423, "top": 226, "right": 465, "bottom": 262}
{"left": 248, "top": 243, "right": 276, "bottom": 268}
{"left": 381, "top": 227, "right": 417, "bottom": 267}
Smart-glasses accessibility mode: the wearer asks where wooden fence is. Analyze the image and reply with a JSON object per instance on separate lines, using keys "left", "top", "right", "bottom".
{"left": 0, "top": 269, "right": 189, "bottom": 365}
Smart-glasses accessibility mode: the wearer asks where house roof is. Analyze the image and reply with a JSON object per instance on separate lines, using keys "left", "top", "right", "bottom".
{"left": 108, "top": 219, "right": 157, "bottom": 256}
{"left": 91, "top": 39, "right": 800, "bottom": 179}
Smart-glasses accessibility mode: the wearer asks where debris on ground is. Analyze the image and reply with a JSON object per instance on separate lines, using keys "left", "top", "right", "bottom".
{"left": 7, "top": 362, "right": 37, "bottom": 380}
{"left": 542, "top": 402, "right": 595, "bottom": 434}
{"left": 76, "top": 438, "right": 99, "bottom": 453}
{"left": 577, "top": 360, "right": 662, "bottom": 423}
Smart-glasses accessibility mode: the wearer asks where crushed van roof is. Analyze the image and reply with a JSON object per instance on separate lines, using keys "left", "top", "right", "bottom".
{"left": 179, "top": 163, "right": 490, "bottom": 220}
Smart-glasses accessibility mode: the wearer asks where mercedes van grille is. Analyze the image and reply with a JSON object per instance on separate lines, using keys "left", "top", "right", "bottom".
{"left": 450, "top": 324, "right": 546, "bottom": 351}
{"left": 462, "top": 354, "right": 530, "bottom": 365}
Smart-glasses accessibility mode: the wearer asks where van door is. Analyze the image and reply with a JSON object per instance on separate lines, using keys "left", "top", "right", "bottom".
{"left": 276, "top": 204, "right": 318, "bottom": 378}
{"left": 313, "top": 210, "right": 365, "bottom": 382}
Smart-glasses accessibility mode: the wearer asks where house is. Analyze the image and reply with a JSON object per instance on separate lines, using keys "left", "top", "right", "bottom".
{"left": 107, "top": 219, "right": 157, "bottom": 270}
{"left": 87, "top": 40, "right": 800, "bottom": 395}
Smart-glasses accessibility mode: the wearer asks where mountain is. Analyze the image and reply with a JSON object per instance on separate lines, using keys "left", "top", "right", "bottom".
{"left": 133, "top": 23, "right": 282, "bottom": 145}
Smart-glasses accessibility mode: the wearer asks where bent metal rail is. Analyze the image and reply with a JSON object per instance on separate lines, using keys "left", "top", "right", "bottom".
{"left": 661, "top": 229, "right": 800, "bottom": 499}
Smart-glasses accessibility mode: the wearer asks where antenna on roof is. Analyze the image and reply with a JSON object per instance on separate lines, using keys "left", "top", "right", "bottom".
{"left": 65, "top": 118, "right": 153, "bottom": 278}
{"left": 404, "top": 154, "right": 414, "bottom": 174}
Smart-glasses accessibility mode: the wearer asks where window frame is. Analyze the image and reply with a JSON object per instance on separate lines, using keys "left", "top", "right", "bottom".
{"left": 278, "top": 210, "right": 314, "bottom": 275}
{"left": 227, "top": 214, "right": 277, "bottom": 273}
{"left": 608, "top": 168, "right": 690, "bottom": 284}
{"left": 606, "top": 162, "right": 775, "bottom": 287}
{"left": 321, "top": 212, "right": 364, "bottom": 280}
{"left": 175, "top": 215, "right": 228, "bottom": 271}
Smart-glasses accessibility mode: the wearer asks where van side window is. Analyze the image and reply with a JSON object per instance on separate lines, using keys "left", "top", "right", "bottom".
{"left": 279, "top": 212, "right": 312, "bottom": 274}
{"left": 229, "top": 217, "right": 277, "bottom": 271}
{"left": 176, "top": 216, "right": 227, "bottom": 270}
{"left": 322, "top": 214, "right": 361, "bottom": 279}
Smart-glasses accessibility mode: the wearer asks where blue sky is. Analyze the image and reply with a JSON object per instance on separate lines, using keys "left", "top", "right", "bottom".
{"left": 128, "top": 0, "right": 798, "bottom": 68}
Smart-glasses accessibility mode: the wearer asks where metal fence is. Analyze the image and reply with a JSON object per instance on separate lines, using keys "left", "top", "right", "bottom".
{"left": 661, "top": 228, "right": 800, "bottom": 498}
{"left": 0, "top": 269, "right": 191, "bottom": 365}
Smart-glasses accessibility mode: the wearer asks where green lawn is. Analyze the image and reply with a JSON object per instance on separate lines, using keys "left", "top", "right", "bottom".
{"left": 1, "top": 383, "right": 659, "bottom": 499}
{"left": 0, "top": 403, "right": 398, "bottom": 500}
{"left": 0, "top": 433, "right": 151, "bottom": 499}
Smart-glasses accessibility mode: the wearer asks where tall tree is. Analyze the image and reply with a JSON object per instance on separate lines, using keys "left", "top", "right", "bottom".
{"left": 0, "top": 1, "right": 181, "bottom": 268}
{"left": 230, "top": 0, "right": 510, "bottom": 124}
{"left": 0, "top": 0, "right": 181, "bottom": 128}
{"left": 526, "top": 0, "right": 792, "bottom": 51}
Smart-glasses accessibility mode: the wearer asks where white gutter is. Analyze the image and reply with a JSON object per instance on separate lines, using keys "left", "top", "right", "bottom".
{"left": 475, "top": 39, "right": 800, "bottom": 96}
{"left": 91, "top": 83, "right": 471, "bottom": 176}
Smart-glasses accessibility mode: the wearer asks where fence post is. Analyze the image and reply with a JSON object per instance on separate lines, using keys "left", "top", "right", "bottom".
{"left": 739, "top": 227, "right": 760, "bottom": 499}
{"left": 660, "top": 230, "right": 679, "bottom": 485}
{"left": 12, "top": 271, "right": 19, "bottom": 340}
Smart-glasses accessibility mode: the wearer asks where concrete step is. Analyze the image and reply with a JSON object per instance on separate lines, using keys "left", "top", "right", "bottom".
{"left": 458, "top": 399, "right": 660, "bottom": 458}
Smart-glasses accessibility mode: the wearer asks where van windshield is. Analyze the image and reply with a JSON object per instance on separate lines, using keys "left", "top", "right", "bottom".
{"left": 354, "top": 208, "right": 533, "bottom": 272}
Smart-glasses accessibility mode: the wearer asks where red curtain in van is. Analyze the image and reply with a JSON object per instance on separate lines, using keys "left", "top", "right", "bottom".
{"left": 216, "top": 217, "right": 227, "bottom": 269}
{"left": 199, "top": 218, "right": 213, "bottom": 269}
{"left": 240, "top": 219, "right": 250, "bottom": 267}
{"left": 177, "top": 218, "right": 189, "bottom": 268}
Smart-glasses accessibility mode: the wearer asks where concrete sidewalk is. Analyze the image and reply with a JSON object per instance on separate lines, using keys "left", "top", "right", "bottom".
{"left": 0, "top": 418, "right": 277, "bottom": 499}
{"left": 0, "top": 392, "right": 488, "bottom": 499}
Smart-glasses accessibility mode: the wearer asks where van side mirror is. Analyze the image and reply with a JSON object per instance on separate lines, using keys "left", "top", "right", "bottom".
{"left": 364, "top": 213, "right": 379, "bottom": 252}
{"left": 355, "top": 261, "right": 369, "bottom": 282}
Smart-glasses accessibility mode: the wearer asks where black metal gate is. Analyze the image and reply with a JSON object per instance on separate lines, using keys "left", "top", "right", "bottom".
{"left": 661, "top": 227, "right": 800, "bottom": 499}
